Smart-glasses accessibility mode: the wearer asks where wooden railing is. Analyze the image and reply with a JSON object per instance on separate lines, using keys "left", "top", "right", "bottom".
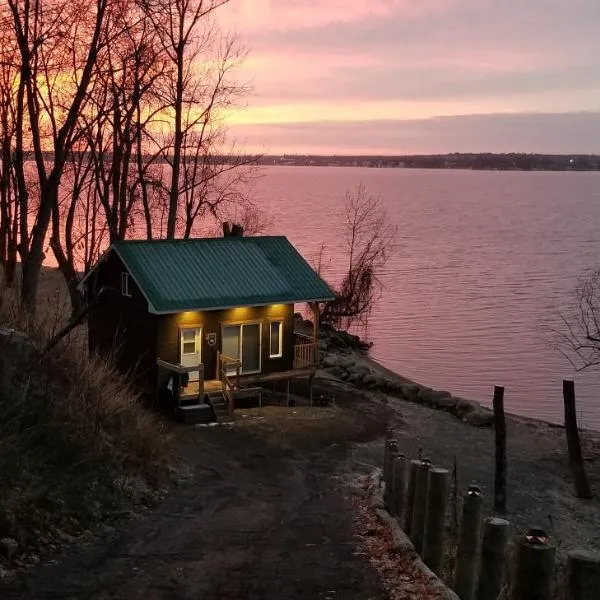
{"left": 217, "top": 352, "right": 241, "bottom": 420}
{"left": 293, "top": 333, "right": 319, "bottom": 369}
{"left": 156, "top": 358, "right": 204, "bottom": 408}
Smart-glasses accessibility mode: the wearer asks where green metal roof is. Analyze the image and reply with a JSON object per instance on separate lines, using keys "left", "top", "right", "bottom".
{"left": 110, "top": 236, "right": 335, "bottom": 313}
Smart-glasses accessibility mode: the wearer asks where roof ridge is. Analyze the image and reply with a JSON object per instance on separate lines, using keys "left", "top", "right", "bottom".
{"left": 112, "top": 235, "right": 287, "bottom": 245}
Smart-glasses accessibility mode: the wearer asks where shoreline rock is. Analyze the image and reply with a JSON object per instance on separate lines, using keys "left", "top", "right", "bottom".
{"left": 309, "top": 320, "right": 495, "bottom": 428}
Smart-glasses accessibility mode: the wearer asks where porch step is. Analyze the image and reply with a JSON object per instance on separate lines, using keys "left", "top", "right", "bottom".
{"left": 206, "top": 391, "right": 229, "bottom": 422}
{"left": 176, "top": 403, "right": 213, "bottom": 425}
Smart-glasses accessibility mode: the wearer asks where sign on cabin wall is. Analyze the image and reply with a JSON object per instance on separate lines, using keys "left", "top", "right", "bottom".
{"left": 206, "top": 333, "right": 217, "bottom": 347}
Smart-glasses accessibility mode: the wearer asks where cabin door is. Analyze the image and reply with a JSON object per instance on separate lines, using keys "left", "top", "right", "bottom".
{"left": 180, "top": 327, "right": 202, "bottom": 381}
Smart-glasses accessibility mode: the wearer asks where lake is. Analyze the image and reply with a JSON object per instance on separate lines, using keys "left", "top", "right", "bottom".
{"left": 253, "top": 166, "right": 600, "bottom": 429}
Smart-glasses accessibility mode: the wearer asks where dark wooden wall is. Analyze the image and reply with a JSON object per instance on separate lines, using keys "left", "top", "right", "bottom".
{"left": 86, "top": 251, "right": 157, "bottom": 396}
{"left": 156, "top": 303, "right": 295, "bottom": 388}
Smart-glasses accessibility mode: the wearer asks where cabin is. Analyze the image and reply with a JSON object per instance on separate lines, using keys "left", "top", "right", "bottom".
{"left": 81, "top": 235, "right": 335, "bottom": 423}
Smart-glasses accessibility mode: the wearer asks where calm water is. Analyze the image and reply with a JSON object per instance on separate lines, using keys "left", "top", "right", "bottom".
{"left": 253, "top": 166, "right": 600, "bottom": 429}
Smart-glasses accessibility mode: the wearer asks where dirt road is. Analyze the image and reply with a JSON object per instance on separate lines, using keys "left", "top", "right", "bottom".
{"left": 2, "top": 396, "right": 394, "bottom": 600}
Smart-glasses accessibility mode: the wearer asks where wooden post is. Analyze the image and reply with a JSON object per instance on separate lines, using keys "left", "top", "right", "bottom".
{"left": 567, "top": 549, "right": 600, "bottom": 600}
{"left": 422, "top": 467, "right": 450, "bottom": 575}
{"left": 404, "top": 459, "right": 421, "bottom": 533}
{"left": 392, "top": 454, "right": 408, "bottom": 520}
{"left": 235, "top": 363, "right": 240, "bottom": 391}
{"left": 563, "top": 380, "right": 592, "bottom": 499}
{"left": 312, "top": 301, "right": 319, "bottom": 343}
{"left": 384, "top": 443, "right": 399, "bottom": 511}
{"left": 512, "top": 529, "right": 556, "bottom": 600}
{"left": 216, "top": 351, "right": 221, "bottom": 380}
{"left": 383, "top": 439, "right": 398, "bottom": 509}
{"left": 454, "top": 485, "right": 484, "bottom": 600}
{"left": 493, "top": 385, "right": 507, "bottom": 515}
{"left": 410, "top": 458, "right": 431, "bottom": 553}
{"left": 476, "top": 517, "right": 510, "bottom": 600}
{"left": 198, "top": 364, "right": 204, "bottom": 400}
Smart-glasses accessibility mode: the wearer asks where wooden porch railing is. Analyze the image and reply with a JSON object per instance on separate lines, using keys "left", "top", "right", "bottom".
{"left": 156, "top": 358, "right": 204, "bottom": 408}
{"left": 293, "top": 332, "right": 319, "bottom": 369}
{"left": 217, "top": 351, "right": 241, "bottom": 420}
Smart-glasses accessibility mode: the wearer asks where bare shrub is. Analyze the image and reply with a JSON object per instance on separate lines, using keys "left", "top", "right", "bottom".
{"left": 319, "top": 184, "right": 397, "bottom": 331}
{"left": 0, "top": 291, "right": 171, "bottom": 549}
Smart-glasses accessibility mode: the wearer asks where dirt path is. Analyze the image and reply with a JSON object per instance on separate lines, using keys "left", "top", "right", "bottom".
{"left": 2, "top": 415, "right": 389, "bottom": 600}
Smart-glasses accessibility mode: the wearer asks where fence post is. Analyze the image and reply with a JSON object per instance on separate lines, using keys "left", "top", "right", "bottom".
{"left": 422, "top": 467, "right": 450, "bottom": 575}
{"left": 410, "top": 458, "right": 431, "bottom": 553}
{"left": 512, "top": 528, "right": 555, "bottom": 600}
{"left": 404, "top": 459, "right": 421, "bottom": 533}
{"left": 475, "top": 517, "right": 510, "bottom": 600}
{"left": 493, "top": 385, "right": 507, "bottom": 515}
{"left": 392, "top": 454, "right": 408, "bottom": 520}
{"left": 563, "top": 380, "right": 592, "bottom": 499}
{"left": 454, "top": 485, "right": 484, "bottom": 600}
{"left": 382, "top": 435, "right": 396, "bottom": 484}
{"left": 567, "top": 549, "right": 600, "bottom": 600}
{"left": 383, "top": 440, "right": 398, "bottom": 510}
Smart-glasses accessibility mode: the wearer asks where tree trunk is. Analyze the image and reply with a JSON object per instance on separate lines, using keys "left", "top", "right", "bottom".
{"left": 167, "top": 46, "right": 184, "bottom": 239}
{"left": 563, "top": 380, "right": 592, "bottom": 499}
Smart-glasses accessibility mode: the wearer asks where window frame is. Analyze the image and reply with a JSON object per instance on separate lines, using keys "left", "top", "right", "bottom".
{"left": 269, "top": 319, "right": 283, "bottom": 359}
{"left": 121, "top": 272, "right": 132, "bottom": 297}
{"left": 220, "top": 320, "right": 263, "bottom": 375}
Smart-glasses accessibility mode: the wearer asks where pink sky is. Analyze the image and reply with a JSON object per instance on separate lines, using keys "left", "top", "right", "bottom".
{"left": 218, "top": 0, "right": 600, "bottom": 154}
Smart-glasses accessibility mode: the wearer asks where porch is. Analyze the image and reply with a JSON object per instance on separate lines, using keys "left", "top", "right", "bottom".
{"left": 157, "top": 331, "right": 320, "bottom": 424}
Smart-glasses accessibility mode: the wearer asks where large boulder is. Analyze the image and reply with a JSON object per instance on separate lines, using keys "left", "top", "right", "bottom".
{"left": 347, "top": 372, "right": 362, "bottom": 385}
{"left": 362, "top": 374, "right": 377, "bottom": 387}
{"left": 430, "top": 392, "right": 457, "bottom": 410}
{"left": 385, "top": 379, "right": 403, "bottom": 394}
{"left": 454, "top": 397, "right": 480, "bottom": 417}
{"left": 338, "top": 357, "right": 357, "bottom": 370}
{"left": 464, "top": 409, "right": 495, "bottom": 427}
{"left": 400, "top": 383, "right": 421, "bottom": 401}
{"left": 322, "top": 354, "right": 338, "bottom": 368}
{"left": 352, "top": 365, "right": 371, "bottom": 378}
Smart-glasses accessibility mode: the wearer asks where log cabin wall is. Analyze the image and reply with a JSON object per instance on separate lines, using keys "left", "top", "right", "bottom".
{"left": 86, "top": 251, "right": 157, "bottom": 395}
{"left": 156, "top": 303, "right": 295, "bottom": 390}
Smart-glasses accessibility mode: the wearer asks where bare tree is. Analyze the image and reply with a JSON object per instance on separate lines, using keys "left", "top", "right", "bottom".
{"left": 139, "top": 0, "right": 246, "bottom": 239}
{"left": 6, "top": 0, "right": 109, "bottom": 313}
{"left": 0, "top": 15, "right": 19, "bottom": 286}
{"left": 556, "top": 270, "right": 600, "bottom": 371}
{"left": 319, "top": 184, "right": 397, "bottom": 331}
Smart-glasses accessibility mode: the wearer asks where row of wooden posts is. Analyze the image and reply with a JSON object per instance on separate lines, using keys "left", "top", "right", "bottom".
{"left": 382, "top": 437, "right": 600, "bottom": 600}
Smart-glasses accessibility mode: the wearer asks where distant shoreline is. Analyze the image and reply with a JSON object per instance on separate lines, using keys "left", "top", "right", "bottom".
{"left": 24, "top": 152, "right": 600, "bottom": 172}
{"left": 257, "top": 153, "right": 600, "bottom": 171}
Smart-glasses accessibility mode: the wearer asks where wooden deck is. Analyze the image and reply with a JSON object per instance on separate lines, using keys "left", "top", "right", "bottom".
{"left": 182, "top": 368, "right": 315, "bottom": 399}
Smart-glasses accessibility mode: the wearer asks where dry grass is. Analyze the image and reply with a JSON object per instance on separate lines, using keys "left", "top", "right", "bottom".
{"left": 0, "top": 272, "right": 172, "bottom": 553}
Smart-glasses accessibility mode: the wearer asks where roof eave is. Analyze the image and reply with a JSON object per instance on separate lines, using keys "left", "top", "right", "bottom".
{"left": 149, "top": 296, "right": 336, "bottom": 315}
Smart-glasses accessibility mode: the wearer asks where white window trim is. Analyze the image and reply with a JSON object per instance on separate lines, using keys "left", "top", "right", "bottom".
{"left": 221, "top": 321, "right": 262, "bottom": 375}
{"left": 181, "top": 328, "right": 201, "bottom": 357}
{"left": 121, "top": 272, "right": 132, "bottom": 297}
{"left": 269, "top": 320, "right": 283, "bottom": 358}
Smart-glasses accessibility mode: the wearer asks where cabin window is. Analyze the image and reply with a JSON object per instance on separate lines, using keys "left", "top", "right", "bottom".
{"left": 181, "top": 329, "right": 197, "bottom": 355}
{"left": 269, "top": 320, "right": 283, "bottom": 358}
{"left": 121, "top": 272, "right": 131, "bottom": 297}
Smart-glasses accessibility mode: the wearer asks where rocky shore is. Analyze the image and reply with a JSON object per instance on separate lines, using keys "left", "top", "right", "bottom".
{"left": 299, "top": 317, "right": 600, "bottom": 557}
{"left": 298, "top": 316, "right": 495, "bottom": 428}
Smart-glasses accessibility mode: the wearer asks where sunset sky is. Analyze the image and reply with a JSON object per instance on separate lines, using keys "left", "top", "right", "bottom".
{"left": 219, "top": 0, "right": 600, "bottom": 155}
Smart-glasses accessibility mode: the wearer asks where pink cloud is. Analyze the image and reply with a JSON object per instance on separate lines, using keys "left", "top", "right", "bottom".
{"left": 219, "top": 0, "right": 453, "bottom": 33}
